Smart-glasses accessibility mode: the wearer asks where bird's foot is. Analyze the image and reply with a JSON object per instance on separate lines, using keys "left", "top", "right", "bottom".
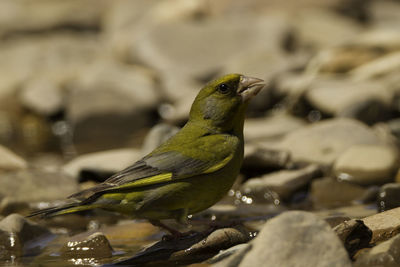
{"left": 149, "top": 219, "right": 197, "bottom": 240}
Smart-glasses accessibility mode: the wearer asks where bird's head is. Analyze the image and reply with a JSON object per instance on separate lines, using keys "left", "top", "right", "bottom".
{"left": 189, "top": 74, "right": 264, "bottom": 134}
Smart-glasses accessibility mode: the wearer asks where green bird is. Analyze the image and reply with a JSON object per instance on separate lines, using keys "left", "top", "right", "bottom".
{"left": 29, "top": 74, "right": 264, "bottom": 235}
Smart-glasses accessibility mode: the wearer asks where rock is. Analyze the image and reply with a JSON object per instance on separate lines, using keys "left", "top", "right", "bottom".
{"left": 19, "top": 75, "right": 64, "bottom": 116}
{"left": 221, "top": 47, "right": 299, "bottom": 82}
{"left": 333, "top": 219, "right": 372, "bottom": 257}
{"left": 292, "top": 8, "right": 362, "bottom": 48}
{"left": 354, "top": 233, "right": 400, "bottom": 267}
{"left": 141, "top": 123, "right": 179, "bottom": 155}
{"left": 308, "top": 47, "right": 384, "bottom": 74}
{"left": 0, "top": 145, "right": 27, "bottom": 171}
{"left": 351, "top": 52, "right": 400, "bottom": 81}
{"left": 244, "top": 113, "right": 306, "bottom": 143}
{"left": 114, "top": 226, "right": 251, "bottom": 266}
{"left": 333, "top": 145, "right": 398, "bottom": 185}
{"left": 0, "top": 214, "right": 51, "bottom": 245}
{"left": 0, "top": 169, "right": 78, "bottom": 202}
{"left": 305, "top": 78, "right": 392, "bottom": 124}
{"left": 369, "top": 0, "right": 400, "bottom": 30}
{"left": 387, "top": 118, "right": 400, "bottom": 141}
{"left": 0, "top": 197, "right": 29, "bottom": 216}
{"left": 242, "top": 164, "right": 321, "bottom": 200}
{"left": 348, "top": 28, "right": 400, "bottom": 52}
{"left": 65, "top": 59, "right": 159, "bottom": 152}
{"left": 316, "top": 204, "right": 377, "bottom": 219}
{"left": 0, "top": 229, "right": 22, "bottom": 261}
{"left": 238, "top": 211, "right": 352, "bottom": 267}
{"left": 60, "top": 232, "right": 113, "bottom": 259}
{"left": 0, "top": 0, "right": 108, "bottom": 38}
{"left": 363, "top": 207, "right": 400, "bottom": 244}
{"left": 277, "top": 118, "right": 385, "bottom": 166}
{"left": 0, "top": 34, "right": 102, "bottom": 101}
{"left": 311, "top": 177, "right": 367, "bottom": 209}
{"left": 242, "top": 145, "right": 291, "bottom": 171}
{"left": 208, "top": 243, "right": 250, "bottom": 264}
{"left": 378, "top": 183, "right": 400, "bottom": 212}
{"left": 160, "top": 90, "right": 198, "bottom": 123}
{"left": 130, "top": 15, "right": 291, "bottom": 79}
{"left": 62, "top": 148, "right": 142, "bottom": 181}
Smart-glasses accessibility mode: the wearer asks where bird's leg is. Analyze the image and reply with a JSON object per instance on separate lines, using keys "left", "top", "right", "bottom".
{"left": 149, "top": 219, "right": 183, "bottom": 237}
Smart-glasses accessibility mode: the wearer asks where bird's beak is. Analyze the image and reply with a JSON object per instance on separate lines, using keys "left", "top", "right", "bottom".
{"left": 237, "top": 76, "right": 265, "bottom": 102}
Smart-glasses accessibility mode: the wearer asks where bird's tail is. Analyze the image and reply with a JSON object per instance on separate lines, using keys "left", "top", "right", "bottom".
{"left": 27, "top": 202, "right": 99, "bottom": 218}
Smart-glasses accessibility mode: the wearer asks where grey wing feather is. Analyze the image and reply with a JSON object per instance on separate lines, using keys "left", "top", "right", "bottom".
{"left": 69, "top": 151, "right": 207, "bottom": 200}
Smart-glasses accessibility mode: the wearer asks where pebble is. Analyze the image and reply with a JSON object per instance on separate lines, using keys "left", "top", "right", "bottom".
{"left": 62, "top": 148, "right": 142, "bottom": 181}
{"left": 362, "top": 207, "right": 400, "bottom": 244}
{"left": 378, "top": 183, "right": 400, "bottom": 212}
{"left": 243, "top": 164, "right": 321, "bottom": 200}
{"left": 311, "top": 177, "right": 367, "bottom": 209}
{"left": 238, "top": 211, "right": 352, "bottom": 267}
{"left": 354, "top": 233, "right": 400, "bottom": 267}
{"left": 278, "top": 118, "right": 385, "bottom": 166}
{"left": 0, "top": 145, "right": 27, "bottom": 171}
{"left": 333, "top": 145, "right": 398, "bottom": 185}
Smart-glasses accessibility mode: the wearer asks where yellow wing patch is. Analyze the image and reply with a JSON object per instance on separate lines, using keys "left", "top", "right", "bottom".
{"left": 203, "top": 154, "right": 234, "bottom": 174}
{"left": 112, "top": 173, "right": 173, "bottom": 190}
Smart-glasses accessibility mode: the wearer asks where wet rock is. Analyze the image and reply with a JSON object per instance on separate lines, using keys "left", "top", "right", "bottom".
{"left": 363, "top": 207, "right": 400, "bottom": 244}
{"left": 311, "top": 177, "right": 367, "bottom": 209}
{"left": 0, "top": 169, "right": 78, "bottom": 202}
{"left": 0, "top": 145, "right": 27, "bottom": 171}
{"left": 354, "top": 233, "right": 400, "bottom": 267}
{"left": 244, "top": 113, "right": 306, "bottom": 143}
{"left": 378, "top": 183, "right": 400, "bottom": 212}
{"left": 242, "top": 164, "right": 321, "bottom": 200}
{"left": 62, "top": 148, "right": 142, "bottom": 181}
{"left": 100, "top": 220, "right": 159, "bottom": 245}
{"left": 237, "top": 211, "right": 352, "bottom": 267}
{"left": 333, "top": 219, "right": 372, "bottom": 257}
{"left": 66, "top": 59, "right": 159, "bottom": 152}
{"left": 60, "top": 232, "right": 113, "bottom": 259}
{"left": 324, "top": 216, "right": 351, "bottom": 228}
{"left": 141, "top": 123, "right": 179, "bottom": 155}
{"left": 277, "top": 118, "right": 385, "bottom": 166}
{"left": 305, "top": 78, "right": 392, "bottom": 124}
{"left": 0, "top": 214, "right": 52, "bottom": 246}
{"left": 333, "top": 145, "right": 398, "bottom": 185}
{"left": 0, "top": 230, "right": 22, "bottom": 261}
{"left": 208, "top": 243, "right": 250, "bottom": 264}
{"left": 315, "top": 205, "right": 377, "bottom": 221}
{"left": 114, "top": 225, "right": 251, "bottom": 266}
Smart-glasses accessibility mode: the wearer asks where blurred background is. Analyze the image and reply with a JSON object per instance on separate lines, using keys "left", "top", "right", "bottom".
{"left": 0, "top": 0, "right": 400, "bottom": 265}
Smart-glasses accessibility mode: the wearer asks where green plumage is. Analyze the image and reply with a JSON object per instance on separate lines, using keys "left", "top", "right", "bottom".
{"left": 29, "top": 73, "right": 264, "bottom": 230}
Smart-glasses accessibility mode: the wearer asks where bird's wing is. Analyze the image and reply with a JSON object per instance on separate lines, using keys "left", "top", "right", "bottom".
{"left": 69, "top": 134, "right": 239, "bottom": 199}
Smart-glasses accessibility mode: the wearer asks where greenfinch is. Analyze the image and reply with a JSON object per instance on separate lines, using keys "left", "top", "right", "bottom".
{"left": 29, "top": 74, "right": 264, "bottom": 235}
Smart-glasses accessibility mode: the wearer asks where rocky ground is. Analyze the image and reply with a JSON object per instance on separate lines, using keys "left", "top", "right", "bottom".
{"left": 0, "top": 0, "right": 400, "bottom": 266}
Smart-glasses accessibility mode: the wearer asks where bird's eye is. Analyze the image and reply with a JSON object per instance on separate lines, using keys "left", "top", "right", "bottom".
{"left": 218, "top": 83, "right": 230, "bottom": 94}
